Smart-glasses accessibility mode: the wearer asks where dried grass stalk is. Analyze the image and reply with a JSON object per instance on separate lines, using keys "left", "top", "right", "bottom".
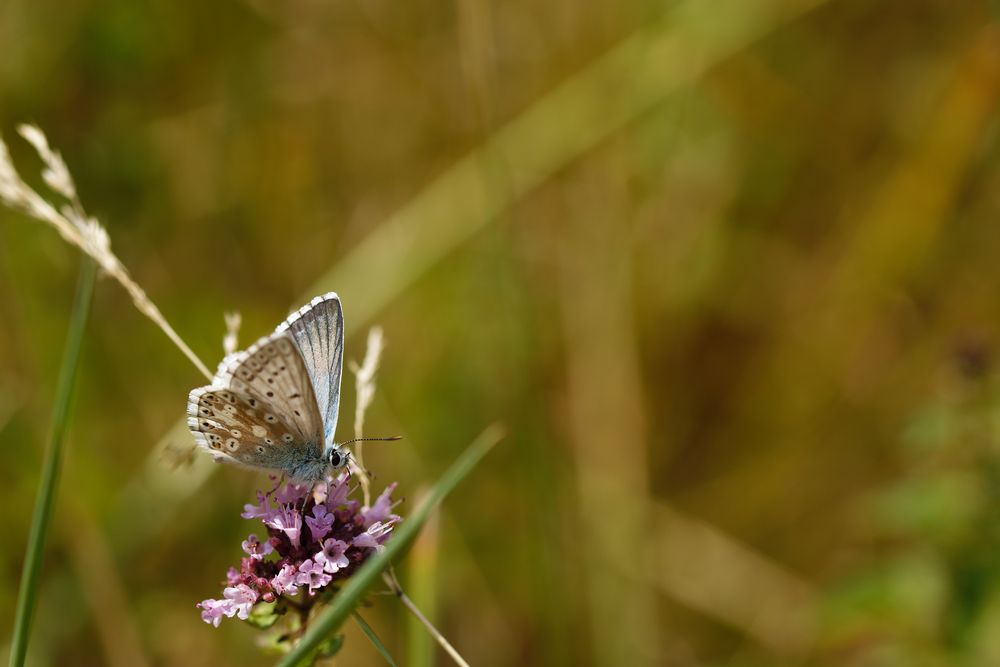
{"left": 0, "top": 125, "right": 212, "bottom": 381}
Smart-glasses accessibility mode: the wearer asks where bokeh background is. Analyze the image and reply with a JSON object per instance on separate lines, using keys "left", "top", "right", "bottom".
{"left": 3, "top": 0, "right": 1000, "bottom": 665}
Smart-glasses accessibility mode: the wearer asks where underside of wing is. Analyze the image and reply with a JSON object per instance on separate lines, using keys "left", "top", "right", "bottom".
{"left": 187, "top": 386, "right": 302, "bottom": 468}
{"left": 187, "top": 330, "right": 325, "bottom": 471}
{"left": 213, "top": 332, "right": 324, "bottom": 442}
{"left": 275, "top": 292, "right": 344, "bottom": 445}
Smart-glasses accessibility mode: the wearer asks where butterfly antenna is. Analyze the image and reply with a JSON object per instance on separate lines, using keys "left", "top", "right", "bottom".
{"left": 338, "top": 435, "right": 403, "bottom": 447}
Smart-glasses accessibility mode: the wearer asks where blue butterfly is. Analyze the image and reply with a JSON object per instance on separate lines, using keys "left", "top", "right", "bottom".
{"left": 187, "top": 293, "right": 349, "bottom": 482}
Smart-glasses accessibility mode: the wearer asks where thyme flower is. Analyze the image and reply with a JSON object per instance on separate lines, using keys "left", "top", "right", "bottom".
{"left": 197, "top": 472, "right": 400, "bottom": 627}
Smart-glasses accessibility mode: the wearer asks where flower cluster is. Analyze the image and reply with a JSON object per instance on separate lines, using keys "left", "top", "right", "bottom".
{"left": 197, "top": 473, "right": 400, "bottom": 627}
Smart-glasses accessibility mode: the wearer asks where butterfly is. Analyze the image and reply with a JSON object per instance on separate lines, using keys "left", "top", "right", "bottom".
{"left": 187, "top": 292, "right": 350, "bottom": 483}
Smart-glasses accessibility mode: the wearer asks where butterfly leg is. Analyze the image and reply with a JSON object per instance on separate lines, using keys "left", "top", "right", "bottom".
{"left": 265, "top": 473, "right": 286, "bottom": 498}
{"left": 345, "top": 450, "right": 375, "bottom": 485}
{"left": 299, "top": 482, "right": 317, "bottom": 516}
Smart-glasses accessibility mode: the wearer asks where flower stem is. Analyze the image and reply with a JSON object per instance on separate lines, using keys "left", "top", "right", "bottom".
{"left": 9, "top": 258, "right": 96, "bottom": 667}
{"left": 384, "top": 570, "right": 469, "bottom": 667}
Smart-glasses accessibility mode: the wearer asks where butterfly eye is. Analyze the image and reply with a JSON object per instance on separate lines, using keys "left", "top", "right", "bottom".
{"left": 329, "top": 451, "right": 343, "bottom": 468}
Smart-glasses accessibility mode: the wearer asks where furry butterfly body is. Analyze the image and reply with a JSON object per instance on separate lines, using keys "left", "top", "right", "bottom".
{"left": 187, "top": 293, "right": 346, "bottom": 482}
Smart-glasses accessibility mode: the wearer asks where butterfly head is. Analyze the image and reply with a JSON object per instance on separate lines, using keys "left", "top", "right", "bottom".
{"left": 328, "top": 446, "right": 349, "bottom": 470}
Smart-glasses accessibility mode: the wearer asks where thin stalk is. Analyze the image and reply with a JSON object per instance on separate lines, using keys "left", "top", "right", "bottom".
{"left": 9, "top": 258, "right": 97, "bottom": 667}
{"left": 384, "top": 570, "right": 468, "bottom": 667}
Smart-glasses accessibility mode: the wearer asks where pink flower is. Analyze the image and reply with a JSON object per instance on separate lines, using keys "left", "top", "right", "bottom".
{"left": 275, "top": 482, "right": 310, "bottom": 505}
{"left": 305, "top": 504, "right": 334, "bottom": 542}
{"left": 295, "top": 559, "right": 332, "bottom": 595}
{"left": 265, "top": 506, "right": 302, "bottom": 547}
{"left": 223, "top": 584, "right": 258, "bottom": 620}
{"left": 325, "top": 473, "right": 351, "bottom": 509}
{"left": 362, "top": 483, "right": 399, "bottom": 528}
{"left": 271, "top": 564, "right": 299, "bottom": 596}
{"left": 241, "top": 534, "right": 274, "bottom": 560}
{"left": 241, "top": 492, "right": 274, "bottom": 520}
{"left": 196, "top": 599, "right": 230, "bottom": 627}
{"left": 315, "top": 538, "right": 350, "bottom": 574}
{"left": 353, "top": 519, "right": 397, "bottom": 550}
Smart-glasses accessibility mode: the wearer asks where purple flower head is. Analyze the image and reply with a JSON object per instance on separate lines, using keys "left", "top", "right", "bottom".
{"left": 295, "top": 559, "right": 333, "bottom": 595}
{"left": 241, "top": 534, "right": 274, "bottom": 560}
{"left": 305, "top": 504, "right": 334, "bottom": 542}
{"left": 198, "top": 476, "right": 401, "bottom": 628}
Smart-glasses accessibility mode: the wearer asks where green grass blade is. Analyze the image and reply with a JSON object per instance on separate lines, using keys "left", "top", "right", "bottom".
{"left": 405, "top": 506, "right": 439, "bottom": 667}
{"left": 352, "top": 612, "right": 398, "bottom": 666}
{"left": 276, "top": 424, "right": 503, "bottom": 667}
{"left": 9, "top": 258, "right": 97, "bottom": 667}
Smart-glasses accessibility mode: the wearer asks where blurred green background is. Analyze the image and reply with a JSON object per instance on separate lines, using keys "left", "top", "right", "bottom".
{"left": 4, "top": 0, "right": 1000, "bottom": 665}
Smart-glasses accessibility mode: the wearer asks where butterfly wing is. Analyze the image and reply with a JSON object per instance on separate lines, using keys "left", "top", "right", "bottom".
{"left": 187, "top": 332, "right": 324, "bottom": 470}
{"left": 275, "top": 292, "right": 344, "bottom": 447}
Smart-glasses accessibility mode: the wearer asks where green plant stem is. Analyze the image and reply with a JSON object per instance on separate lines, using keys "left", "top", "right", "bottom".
{"left": 276, "top": 424, "right": 503, "bottom": 667}
{"left": 9, "top": 258, "right": 97, "bottom": 667}
{"left": 352, "top": 612, "right": 397, "bottom": 666}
